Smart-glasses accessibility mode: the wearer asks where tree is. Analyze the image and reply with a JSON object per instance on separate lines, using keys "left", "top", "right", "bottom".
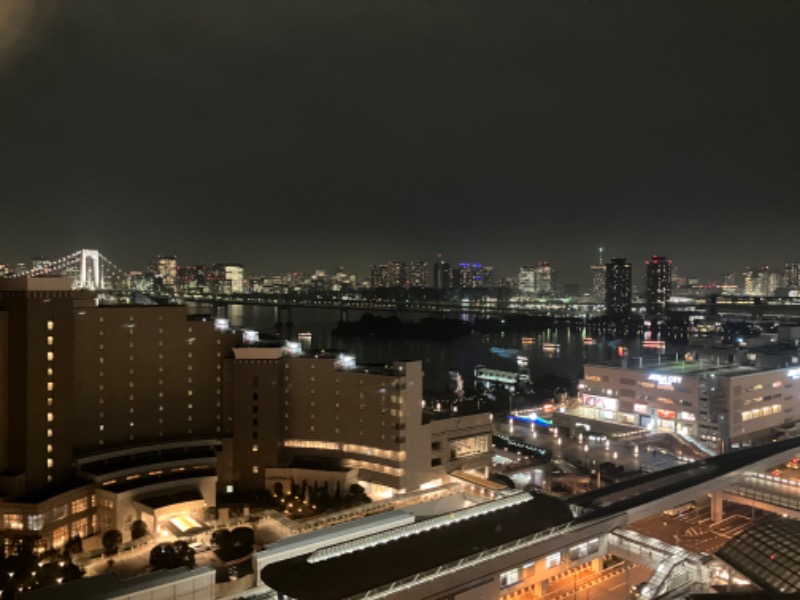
{"left": 63, "top": 534, "right": 83, "bottom": 556}
{"left": 231, "top": 527, "right": 254, "bottom": 549}
{"left": 211, "top": 529, "right": 233, "bottom": 550}
{"left": 149, "top": 542, "right": 195, "bottom": 571}
{"left": 130, "top": 520, "right": 148, "bottom": 540}
{"left": 173, "top": 541, "right": 195, "bottom": 568}
{"left": 101, "top": 530, "right": 122, "bottom": 556}
{"left": 203, "top": 506, "right": 219, "bottom": 522}
{"left": 149, "top": 543, "right": 177, "bottom": 570}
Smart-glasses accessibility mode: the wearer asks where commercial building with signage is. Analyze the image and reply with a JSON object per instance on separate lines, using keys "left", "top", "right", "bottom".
{"left": 578, "top": 359, "right": 800, "bottom": 451}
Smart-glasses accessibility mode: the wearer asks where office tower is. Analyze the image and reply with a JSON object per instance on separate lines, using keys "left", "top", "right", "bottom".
{"left": 207, "top": 263, "right": 244, "bottom": 294}
{"left": 533, "top": 261, "right": 554, "bottom": 295}
{"left": 645, "top": 255, "right": 672, "bottom": 316}
{"left": 519, "top": 266, "right": 536, "bottom": 294}
{"left": 433, "top": 259, "right": 452, "bottom": 290}
{"left": 605, "top": 258, "right": 632, "bottom": 317}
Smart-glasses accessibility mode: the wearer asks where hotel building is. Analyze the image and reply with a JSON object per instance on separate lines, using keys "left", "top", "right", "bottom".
{"left": 225, "top": 345, "right": 493, "bottom": 498}
{"left": 578, "top": 357, "right": 800, "bottom": 451}
{"left": 0, "top": 277, "right": 491, "bottom": 550}
{"left": 0, "top": 277, "right": 237, "bottom": 549}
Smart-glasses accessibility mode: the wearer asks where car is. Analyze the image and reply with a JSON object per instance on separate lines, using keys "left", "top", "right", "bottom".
{"left": 787, "top": 458, "right": 799, "bottom": 469}
{"left": 663, "top": 501, "right": 697, "bottom": 517}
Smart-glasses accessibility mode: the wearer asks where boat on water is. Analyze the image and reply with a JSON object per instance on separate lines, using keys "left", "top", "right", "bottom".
{"left": 298, "top": 332, "right": 312, "bottom": 339}
{"left": 583, "top": 337, "right": 597, "bottom": 346}
{"left": 517, "top": 355, "right": 529, "bottom": 368}
{"left": 490, "top": 346, "right": 520, "bottom": 358}
{"left": 521, "top": 337, "right": 535, "bottom": 345}
{"left": 542, "top": 342, "right": 560, "bottom": 352}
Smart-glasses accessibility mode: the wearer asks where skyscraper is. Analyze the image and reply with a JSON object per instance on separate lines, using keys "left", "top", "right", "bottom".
{"left": 371, "top": 263, "right": 390, "bottom": 288}
{"left": 518, "top": 266, "right": 536, "bottom": 294}
{"left": 645, "top": 255, "right": 672, "bottom": 316}
{"left": 605, "top": 257, "right": 632, "bottom": 317}
{"left": 155, "top": 255, "right": 178, "bottom": 287}
{"left": 456, "top": 263, "right": 493, "bottom": 288}
{"left": 406, "top": 261, "right": 428, "bottom": 288}
{"left": 590, "top": 247, "right": 605, "bottom": 302}
{"left": 533, "top": 261, "right": 554, "bottom": 295}
{"left": 785, "top": 263, "right": 800, "bottom": 294}
{"left": 433, "top": 259, "right": 452, "bottom": 290}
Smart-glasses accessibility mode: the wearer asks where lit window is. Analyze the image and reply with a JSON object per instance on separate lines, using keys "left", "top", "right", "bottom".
{"left": 252, "top": 465, "right": 259, "bottom": 474}
{"left": 47, "top": 428, "right": 53, "bottom": 438}
{"left": 47, "top": 412, "right": 54, "bottom": 422}
{"left": 47, "top": 336, "right": 54, "bottom": 346}
{"left": 47, "top": 352, "right": 54, "bottom": 362}
{"left": 47, "top": 458, "right": 53, "bottom": 468}
{"left": 47, "top": 382, "right": 54, "bottom": 391}
{"left": 252, "top": 444, "right": 259, "bottom": 452}
{"left": 47, "top": 321, "right": 54, "bottom": 331}
{"left": 47, "top": 444, "right": 53, "bottom": 453}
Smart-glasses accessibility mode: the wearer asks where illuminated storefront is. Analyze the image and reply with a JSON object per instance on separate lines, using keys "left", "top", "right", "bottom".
{"left": 579, "top": 361, "right": 800, "bottom": 449}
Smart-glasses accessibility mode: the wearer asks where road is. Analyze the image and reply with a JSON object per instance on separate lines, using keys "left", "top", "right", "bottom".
{"left": 514, "top": 562, "right": 653, "bottom": 600}
{"left": 501, "top": 421, "right": 683, "bottom": 480}
{"left": 627, "top": 499, "right": 766, "bottom": 555}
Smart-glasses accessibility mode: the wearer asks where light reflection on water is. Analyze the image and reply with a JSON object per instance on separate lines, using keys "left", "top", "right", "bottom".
{"left": 189, "top": 303, "right": 686, "bottom": 394}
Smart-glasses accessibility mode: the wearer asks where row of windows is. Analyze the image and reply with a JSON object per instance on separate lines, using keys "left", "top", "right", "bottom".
{"left": 46, "top": 323, "right": 55, "bottom": 483}
{"left": 742, "top": 404, "right": 782, "bottom": 421}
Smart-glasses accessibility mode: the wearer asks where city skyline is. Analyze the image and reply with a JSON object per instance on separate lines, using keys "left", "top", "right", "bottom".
{"left": 1, "top": 1, "right": 799, "bottom": 285}
{"left": 3, "top": 247, "right": 799, "bottom": 290}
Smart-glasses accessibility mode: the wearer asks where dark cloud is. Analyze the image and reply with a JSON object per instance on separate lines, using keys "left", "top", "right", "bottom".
{"left": 1, "top": 0, "right": 799, "bottom": 284}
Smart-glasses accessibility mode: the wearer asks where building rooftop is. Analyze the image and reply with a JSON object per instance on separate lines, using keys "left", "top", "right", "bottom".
{"left": 136, "top": 489, "right": 204, "bottom": 510}
{"left": 99, "top": 467, "right": 215, "bottom": 494}
{"left": 590, "top": 358, "right": 772, "bottom": 378}
{"left": 717, "top": 514, "right": 800, "bottom": 595}
{"left": 261, "top": 492, "right": 572, "bottom": 600}
{"left": 78, "top": 445, "right": 216, "bottom": 477}
{"left": 24, "top": 567, "right": 214, "bottom": 600}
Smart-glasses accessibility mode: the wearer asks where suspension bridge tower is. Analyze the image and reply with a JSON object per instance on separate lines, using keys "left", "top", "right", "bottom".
{"left": 78, "top": 249, "right": 102, "bottom": 290}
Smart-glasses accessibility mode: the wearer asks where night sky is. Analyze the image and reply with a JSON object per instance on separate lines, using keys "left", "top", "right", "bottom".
{"left": 1, "top": 1, "right": 799, "bottom": 285}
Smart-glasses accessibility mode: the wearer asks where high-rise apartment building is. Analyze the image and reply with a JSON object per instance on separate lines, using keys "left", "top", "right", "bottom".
{"left": 371, "top": 264, "right": 390, "bottom": 288}
{"left": 743, "top": 266, "right": 780, "bottom": 297}
{"left": 785, "top": 263, "right": 800, "bottom": 294}
{"left": 645, "top": 255, "right": 672, "bottom": 316}
{"left": 605, "top": 258, "right": 632, "bottom": 317}
{"left": 590, "top": 247, "right": 605, "bottom": 302}
{"left": 456, "top": 263, "right": 493, "bottom": 288}
{"left": 406, "top": 261, "right": 428, "bottom": 288}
